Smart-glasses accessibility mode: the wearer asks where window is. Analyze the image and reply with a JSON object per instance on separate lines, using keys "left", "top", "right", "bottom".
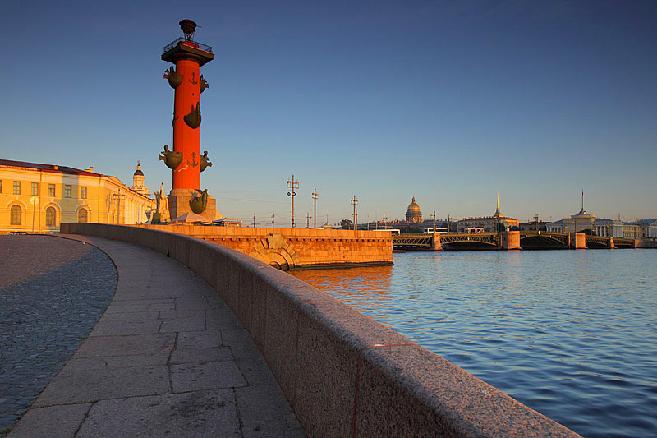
{"left": 64, "top": 184, "right": 72, "bottom": 198}
{"left": 78, "top": 208, "right": 88, "bottom": 223}
{"left": 13, "top": 181, "right": 21, "bottom": 195}
{"left": 48, "top": 184, "right": 55, "bottom": 197}
{"left": 46, "top": 207, "right": 57, "bottom": 227}
{"left": 81, "top": 186, "right": 87, "bottom": 199}
{"left": 31, "top": 182, "right": 39, "bottom": 196}
{"left": 10, "top": 205, "right": 21, "bottom": 225}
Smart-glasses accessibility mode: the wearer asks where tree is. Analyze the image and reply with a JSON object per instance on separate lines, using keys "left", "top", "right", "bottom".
{"left": 340, "top": 219, "right": 353, "bottom": 230}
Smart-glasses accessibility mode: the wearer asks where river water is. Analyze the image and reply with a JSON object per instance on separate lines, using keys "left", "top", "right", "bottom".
{"left": 292, "top": 250, "right": 657, "bottom": 438}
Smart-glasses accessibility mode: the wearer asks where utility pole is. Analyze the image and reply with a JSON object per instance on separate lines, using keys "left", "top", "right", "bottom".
{"left": 253, "top": 213, "right": 256, "bottom": 228}
{"left": 351, "top": 195, "right": 358, "bottom": 231}
{"left": 306, "top": 213, "right": 311, "bottom": 228}
{"left": 286, "top": 175, "right": 300, "bottom": 228}
{"left": 432, "top": 210, "right": 437, "bottom": 233}
{"left": 447, "top": 214, "right": 450, "bottom": 233}
{"left": 271, "top": 211, "right": 275, "bottom": 227}
{"left": 311, "top": 188, "right": 319, "bottom": 228}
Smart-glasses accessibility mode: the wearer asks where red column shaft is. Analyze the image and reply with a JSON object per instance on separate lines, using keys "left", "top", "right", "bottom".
{"left": 172, "top": 59, "right": 201, "bottom": 190}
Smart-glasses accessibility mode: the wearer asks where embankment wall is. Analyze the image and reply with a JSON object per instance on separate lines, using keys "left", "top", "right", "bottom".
{"left": 60, "top": 223, "right": 578, "bottom": 437}
{"left": 131, "top": 224, "right": 392, "bottom": 270}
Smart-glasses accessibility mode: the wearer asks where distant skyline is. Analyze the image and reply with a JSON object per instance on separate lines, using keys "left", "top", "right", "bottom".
{"left": 1, "top": 0, "right": 656, "bottom": 224}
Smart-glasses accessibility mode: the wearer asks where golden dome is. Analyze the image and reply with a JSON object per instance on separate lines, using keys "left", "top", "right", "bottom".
{"left": 405, "top": 196, "right": 422, "bottom": 223}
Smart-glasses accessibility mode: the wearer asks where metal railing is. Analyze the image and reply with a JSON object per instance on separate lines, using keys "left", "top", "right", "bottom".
{"left": 162, "top": 37, "right": 213, "bottom": 54}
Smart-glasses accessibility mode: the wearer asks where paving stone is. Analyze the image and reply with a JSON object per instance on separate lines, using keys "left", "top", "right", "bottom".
{"left": 89, "top": 318, "right": 162, "bottom": 336}
{"left": 8, "top": 403, "right": 91, "bottom": 438}
{"left": 96, "top": 310, "right": 160, "bottom": 322}
{"left": 34, "top": 366, "right": 169, "bottom": 406}
{"left": 171, "top": 362, "right": 247, "bottom": 392}
{"left": 235, "top": 356, "right": 277, "bottom": 386}
{"left": 170, "top": 346, "right": 233, "bottom": 365}
{"left": 60, "top": 353, "right": 170, "bottom": 375}
{"left": 77, "top": 390, "right": 240, "bottom": 437}
{"left": 75, "top": 333, "right": 175, "bottom": 357}
{"left": 221, "top": 328, "right": 262, "bottom": 359}
{"left": 159, "top": 316, "right": 206, "bottom": 333}
{"left": 104, "top": 299, "right": 174, "bottom": 313}
{"left": 177, "top": 330, "right": 222, "bottom": 350}
{"left": 235, "top": 384, "right": 303, "bottom": 438}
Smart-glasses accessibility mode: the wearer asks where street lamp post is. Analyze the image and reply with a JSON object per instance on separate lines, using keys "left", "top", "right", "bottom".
{"left": 351, "top": 195, "right": 358, "bottom": 231}
{"left": 311, "top": 188, "right": 319, "bottom": 228}
{"left": 286, "top": 175, "right": 300, "bottom": 228}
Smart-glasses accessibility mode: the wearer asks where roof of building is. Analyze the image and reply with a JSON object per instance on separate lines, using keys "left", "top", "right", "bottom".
{"left": 0, "top": 159, "right": 104, "bottom": 177}
{"left": 134, "top": 161, "right": 144, "bottom": 176}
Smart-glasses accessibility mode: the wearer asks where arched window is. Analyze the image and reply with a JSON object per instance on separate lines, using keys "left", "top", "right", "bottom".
{"left": 78, "top": 208, "right": 88, "bottom": 223}
{"left": 10, "top": 205, "right": 21, "bottom": 225}
{"left": 46, "top": 206, "right": 57, "bottom": 227}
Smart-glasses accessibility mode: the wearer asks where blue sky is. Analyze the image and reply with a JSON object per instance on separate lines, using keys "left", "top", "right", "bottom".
{"left": 1, "top": 0, "right": 656, "bottom": 225}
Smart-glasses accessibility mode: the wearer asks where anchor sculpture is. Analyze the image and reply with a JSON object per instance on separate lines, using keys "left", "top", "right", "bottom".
{"left": 158, "top": 144, "right": 182, "bottom": 169}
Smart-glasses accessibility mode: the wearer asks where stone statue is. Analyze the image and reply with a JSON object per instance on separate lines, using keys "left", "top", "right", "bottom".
{"left": 159, "top": 144, "right": 183, "bottom": 170}
{"left": 200, "top": 150, "right": 212, "bottom": 172}
{"left": 151, "top": 183, "right": 171, "bottom": 224}
{"left": 189, "top": 189, "right": 208, "bottom": 214}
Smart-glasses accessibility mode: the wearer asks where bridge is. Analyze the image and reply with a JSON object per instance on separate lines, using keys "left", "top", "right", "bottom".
{"left": 393, "top": 231, "right": 640, "bottom": 251}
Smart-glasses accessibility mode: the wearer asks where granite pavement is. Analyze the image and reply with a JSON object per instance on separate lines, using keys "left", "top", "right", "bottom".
{"left": 5, "top": 235, "right": 303, "bottom": 438}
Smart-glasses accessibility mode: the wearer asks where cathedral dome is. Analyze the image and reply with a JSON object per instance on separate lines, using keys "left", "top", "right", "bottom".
{"left": 405, "top": 196, "right": 423, "bottom": 223}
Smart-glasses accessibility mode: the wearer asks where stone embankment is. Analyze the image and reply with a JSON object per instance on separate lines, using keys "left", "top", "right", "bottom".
{"left": 130, "top": 224, "right": 393, "bottom": 270}
{"left": 60, "top": 223, "right": 579, "bottom": 437}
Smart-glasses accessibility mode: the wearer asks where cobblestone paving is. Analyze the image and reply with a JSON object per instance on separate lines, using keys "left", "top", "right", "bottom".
{"left": 8, "top": 235, "right": 304, "bottom": 437}
{"left": 0, "top": 235, "right": 117, "bottom": 431}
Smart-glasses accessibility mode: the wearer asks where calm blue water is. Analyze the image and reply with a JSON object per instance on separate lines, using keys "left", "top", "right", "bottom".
{"left": 292, "top": 250, "right": 657, "bottom": 438}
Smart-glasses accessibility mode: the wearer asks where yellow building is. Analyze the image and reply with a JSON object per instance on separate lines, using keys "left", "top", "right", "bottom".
{"left": 0, "top": 159, "right": 154, "bottom": 233}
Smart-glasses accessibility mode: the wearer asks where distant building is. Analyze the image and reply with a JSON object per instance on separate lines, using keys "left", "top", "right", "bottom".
{"left": 635, "top": 218, "right": 657, "bottom": 238}
{"left": 550, "top": 191, "right": 596, "bottom": 234}
{"left": 457, "top": 194, "right": 519, "bottom": 233}
{"left": 594, "top": 218, "right": 623, "bottom": 238}
{"left": 0, "top": 159, "right": 154, "bottom": 233}
{"left": 622, "top": 223, "right": 642, "bottom": 239}
{"left": 546, "top": 219, "right": 565, "bottom": 233}
{"left": 405, "top": 196, "right": 423, "bottom": 223}
{"left": 649, "top": 221, "right": 657, "bottom": 238}
{"left": 519, "top": 220, "right": 548, "bottom": 232}
{"left": 130, "top": 161, "right": 150, "bottom": 197}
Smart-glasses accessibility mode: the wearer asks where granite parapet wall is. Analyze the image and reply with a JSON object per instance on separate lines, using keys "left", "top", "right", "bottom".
{"left": 131, "top": 224, "right": 393, "bottom": 270}
{"left": 60, "top": 223, "right": 579, "bottom": 437}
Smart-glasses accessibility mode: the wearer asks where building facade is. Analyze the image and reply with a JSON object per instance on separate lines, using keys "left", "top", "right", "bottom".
{"left": 594, "top": 218, "right": 624, "bottom": 238}
{"left": 457, "top": 195, "right": 519, "bottom": 233}
{"left": 0, "top": 159, "right": 154, "bottom": 233}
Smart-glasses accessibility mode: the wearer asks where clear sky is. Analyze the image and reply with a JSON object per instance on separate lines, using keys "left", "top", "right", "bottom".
{"left": 1, "top": 0, "right": 656, "bottom": 225}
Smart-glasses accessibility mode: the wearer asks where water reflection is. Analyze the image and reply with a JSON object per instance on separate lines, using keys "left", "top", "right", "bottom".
{"left": 293, "top": 265, "right": 393, "bottom": 310}
{"left": 293, "top": 250, "right": 657, "bottom": 438}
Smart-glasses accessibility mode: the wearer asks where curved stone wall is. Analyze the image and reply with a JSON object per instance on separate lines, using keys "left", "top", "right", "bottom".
{"left": 60, "top": 223, "right": 578, "bottom": 437}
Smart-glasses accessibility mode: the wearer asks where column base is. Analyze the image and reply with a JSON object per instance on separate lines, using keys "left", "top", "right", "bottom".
{"left": 168, "top": 188, "right": 221, "bottom": 222}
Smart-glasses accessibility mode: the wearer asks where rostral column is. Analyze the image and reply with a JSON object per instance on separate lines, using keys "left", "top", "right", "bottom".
{"left": 160, "top": 19, "right": 218, "bottom": 220}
